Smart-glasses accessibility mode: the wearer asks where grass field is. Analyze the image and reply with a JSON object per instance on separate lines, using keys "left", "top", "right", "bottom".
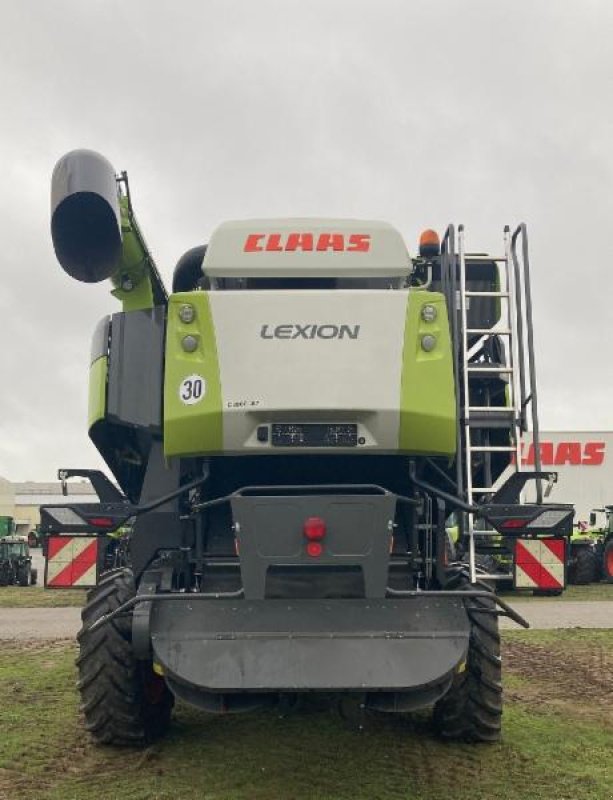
{"left": 0, "top": 630, "right": 611, "bottom": 800}
{"left": 500, "top": 583, "right": 613, "bottom": 602}
{"left": 0, "top": 587, "right": 86, "bottom": 608}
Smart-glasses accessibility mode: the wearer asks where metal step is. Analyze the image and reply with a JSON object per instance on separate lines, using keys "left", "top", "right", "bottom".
{"left": 467, "top": 366, "right": 513, "bottom": 373}
{"left": 467, "top": 328, "right": 512, "bottom": 335}
{"left": 465, "top": 290, "right": 509, "bottom": 298}
{"left": 469, "top": 445, "right": 516, "bottom": 453}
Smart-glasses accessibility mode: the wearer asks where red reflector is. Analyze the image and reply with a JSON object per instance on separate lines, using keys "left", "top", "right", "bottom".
{"left": 303, "top": 517, "right": 326, "bottom": 541}
{"left": 306, "top": 541, "right": 323, "bottom": 558}
{"left": 87, "top": 517, "right": 115, "bottom": 528}
{"left": 502, "top": 519, "right": 526, "bottom": 529}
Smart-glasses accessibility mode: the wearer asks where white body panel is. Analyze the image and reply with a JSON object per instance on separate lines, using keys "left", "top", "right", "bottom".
{"left": 209, "top": 290, "right": 410, "bottom": 453}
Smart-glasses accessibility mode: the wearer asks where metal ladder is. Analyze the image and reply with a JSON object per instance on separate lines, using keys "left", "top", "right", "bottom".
{"left": 456, "top": 224, "right": 543, "bottom": 582}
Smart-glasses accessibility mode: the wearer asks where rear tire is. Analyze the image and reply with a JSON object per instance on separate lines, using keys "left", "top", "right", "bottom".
{"left": 569, "top": 547, "right": 597, "bottom": 585}
{"left": 30, "top": 568, "right": 38, "bottom": 586}
{"left": 17, "top": 566, "right": 30, "bottom": 587}
{"left": 76, "top": 568, "right": 174, "bottom": 746}
{"left": 603, "top": 539, "right": 613, "bottom": 584}
{"left": 433, "top": 575, "right": 502, "bottom": 742}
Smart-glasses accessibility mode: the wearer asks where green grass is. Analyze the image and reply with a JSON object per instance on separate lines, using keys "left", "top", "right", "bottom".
{"left": 501, "top": 582, "right": 613, "bottom": 602}
{"left": 0, "top": 586, "right": 86, "bottom": 608}
{"left": 1, "top": 631, "right": 612, "bottom": 800}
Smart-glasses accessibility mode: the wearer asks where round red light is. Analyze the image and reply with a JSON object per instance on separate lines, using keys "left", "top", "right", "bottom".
{"left": 306, "top": 541, "right": 323, "bottom": 558}
{"left": 304, "top": 516, "right": 326, "bottom": 541}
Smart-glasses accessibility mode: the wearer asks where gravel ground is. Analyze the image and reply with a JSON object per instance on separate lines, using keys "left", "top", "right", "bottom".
{"left": 0, "top": 600, "right": 611, "bottom": 640}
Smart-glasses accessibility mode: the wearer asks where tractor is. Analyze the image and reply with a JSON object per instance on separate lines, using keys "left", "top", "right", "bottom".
{"left": 40, "top": 149, "right": 573, "bottom": 746}
{"left": 0, "top": 537, "right": 38, "bottom": 586}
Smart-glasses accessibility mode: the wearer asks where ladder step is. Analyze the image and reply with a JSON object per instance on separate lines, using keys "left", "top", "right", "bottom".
{"left": 467, "top": 406, "right": 515, "bottom": 413}
{"left": 469, "top": 445, "right": 517, "bottom": 452}
{"left": 466, "top": 416, "right": 516, "bottom": 430}
{"left": 464, "top": 291, "right": 509, "bottom": 298}
{"left": 467, "top": 366, "right": 513, "bottom": 373}
{"left": 465, "top": 255, "right": 507, "bottom": 263}
{"left": 471, "top": 487, "right": 497, "bottom": 493}
{"left": 467, "top": 328, "right": 512, "bottom": 335}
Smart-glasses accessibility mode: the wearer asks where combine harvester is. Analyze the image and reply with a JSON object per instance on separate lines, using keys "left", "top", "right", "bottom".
{"left": 41, "top": 150, "right": 573, "bottom": 745}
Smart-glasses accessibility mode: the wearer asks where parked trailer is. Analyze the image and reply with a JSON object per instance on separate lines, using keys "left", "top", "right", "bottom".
{"left": 40, "top": 149, "right": 573, "bottom": 746}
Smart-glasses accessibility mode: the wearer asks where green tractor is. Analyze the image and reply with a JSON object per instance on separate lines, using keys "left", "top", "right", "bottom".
{"left": 0, "top": 537, "right": 38, "bottom": 587}
{"left": 40, "top": 150, "right": 573, "bottom": 746}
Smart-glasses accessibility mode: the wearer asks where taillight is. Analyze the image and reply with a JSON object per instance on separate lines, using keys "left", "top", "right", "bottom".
{"left": 304, "top": 516, "right": 326, "bottom": 557}
{"left": 501, "top": 519, "right": 526, "bottom": 529}
{"left": 306, "top": 541, "right": 324, "bottom": 558}
{"left": 304, "top": 517, "right": 326, "bottom": 540}
{"left": 87, "top": 517, "right": 115, "bottom": 528}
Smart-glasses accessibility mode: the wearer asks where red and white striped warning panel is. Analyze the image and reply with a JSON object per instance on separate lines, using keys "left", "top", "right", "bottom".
{"left": 514, "top": 537, "right": 566, "bottom": 591}
{"left": 45, "top": 535, "right": 99, "bottom": 589}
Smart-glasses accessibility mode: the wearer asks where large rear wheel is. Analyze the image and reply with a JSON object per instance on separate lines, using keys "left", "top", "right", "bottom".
{"left": 433, "top": 575, "right": 502, "bottom": 742}
{"left": 76, "top": 568, "right": 174, "bottom": 746}
{"left": 569, "top": 546, "right": 598, "bottom": 585}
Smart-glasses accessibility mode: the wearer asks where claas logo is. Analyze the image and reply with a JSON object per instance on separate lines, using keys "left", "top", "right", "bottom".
{"left": 520, "top": 441, "right": 606, "bottom": 466}
{"left": 243, "top": 233, "right": 371, "bottom": 252}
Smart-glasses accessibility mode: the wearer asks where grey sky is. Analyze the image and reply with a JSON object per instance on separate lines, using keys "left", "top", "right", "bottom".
{"left": 0, "top": 0, "right": 612, "bottom": 480}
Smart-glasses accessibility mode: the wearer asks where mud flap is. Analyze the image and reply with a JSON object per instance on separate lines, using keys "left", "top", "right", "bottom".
{"left": 149, "top": 597, "right": 470, "bottom": 695}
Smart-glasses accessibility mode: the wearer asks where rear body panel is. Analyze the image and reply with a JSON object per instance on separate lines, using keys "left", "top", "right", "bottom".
{"left": 163, "top": 289, "right": 455, "bottom": 457}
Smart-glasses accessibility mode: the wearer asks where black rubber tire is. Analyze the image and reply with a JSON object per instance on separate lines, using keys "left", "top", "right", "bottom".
{"left": 30, "top": 568, "right": 38, "bottom": 586}
{"left": 433, "top": 574, "right": 502, "bottom": 742}
{"left": 569, "top": 547, "right": 598, "bottom": 585}
{"left": 17, "top": 566, "right": 30, "bottom": 587}
{"left": 602, "top": 539, "right": 613, "bottom": 584}
{"left": 76, "top": 568, "right": 174, "bottom": 746}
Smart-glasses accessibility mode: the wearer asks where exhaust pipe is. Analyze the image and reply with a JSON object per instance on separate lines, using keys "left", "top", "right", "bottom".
{"left": 51, "top": 149, "right": 122, "bottom": 283}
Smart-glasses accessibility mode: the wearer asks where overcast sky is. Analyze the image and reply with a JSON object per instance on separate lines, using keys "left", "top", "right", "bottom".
{"left": 1, "top": 0, "right": 612, "bottom": 481}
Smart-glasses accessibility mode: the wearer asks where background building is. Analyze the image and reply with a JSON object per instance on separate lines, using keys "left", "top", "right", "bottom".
{"left": 519, "top": 431, "right": 611, "bottom": 524}
{"left": 12, "top": 480, "right": 97, "bottom": 536}
{"left": 0, "top": 477, "right": 15, "bottom": 518}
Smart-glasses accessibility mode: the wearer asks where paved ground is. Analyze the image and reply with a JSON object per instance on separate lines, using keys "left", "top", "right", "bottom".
{"left": 499, "top": 600, "right": 613, "bottom": 629}
{"left": 0, "top": 600, "right": 611, "bottom": 639}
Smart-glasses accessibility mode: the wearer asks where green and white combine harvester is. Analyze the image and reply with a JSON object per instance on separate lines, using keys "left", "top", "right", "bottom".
{"left": 40, "top": 150, "right": 573, "bottom": 745}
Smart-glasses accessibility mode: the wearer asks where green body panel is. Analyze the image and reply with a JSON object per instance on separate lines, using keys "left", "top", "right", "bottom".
{"left": 164, "top": 292, "right": 223, "bottom": 456}
{"left": 399, "top": 291, "right": 456, "bottom": 455}
{"left": 88, "top": 356, "right": 108, "bottom": 428}
{"left": 110, "top": 196, "right": 155, "bottom": 312}
{"left": 0, "top": 517, "right": 15, "bottom": 538}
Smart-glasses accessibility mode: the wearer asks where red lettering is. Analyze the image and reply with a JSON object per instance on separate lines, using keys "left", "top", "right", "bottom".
{"left": 265, "top": 234, "right": 283, "bottom": 252}
{"left": 285, "top": 233, "right": 314, "bottom": 252}
{"left": 523, "top": 442, "right": 555, "bottom": 466}
{"left": 582, "top": 441, "right": 605, "bottom": 466}
{"left": 347, "top": 234, "right": 371, "bottom": 252}
{"left": 316, "top": 233, "right": 345, "bottom": 251}
{"left": 244, "top": 234, "right": 265, "bottom": 252}
{"left": 554, "top": 442, "right": 582, "bottom": 465}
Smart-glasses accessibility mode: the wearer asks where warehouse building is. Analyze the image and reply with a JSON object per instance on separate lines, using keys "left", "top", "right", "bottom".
{"left": 12, "top": 480, "right": 97, "bottom": 536}
{"left": 510, "top": 431, "right": 612, "bottom": 524}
